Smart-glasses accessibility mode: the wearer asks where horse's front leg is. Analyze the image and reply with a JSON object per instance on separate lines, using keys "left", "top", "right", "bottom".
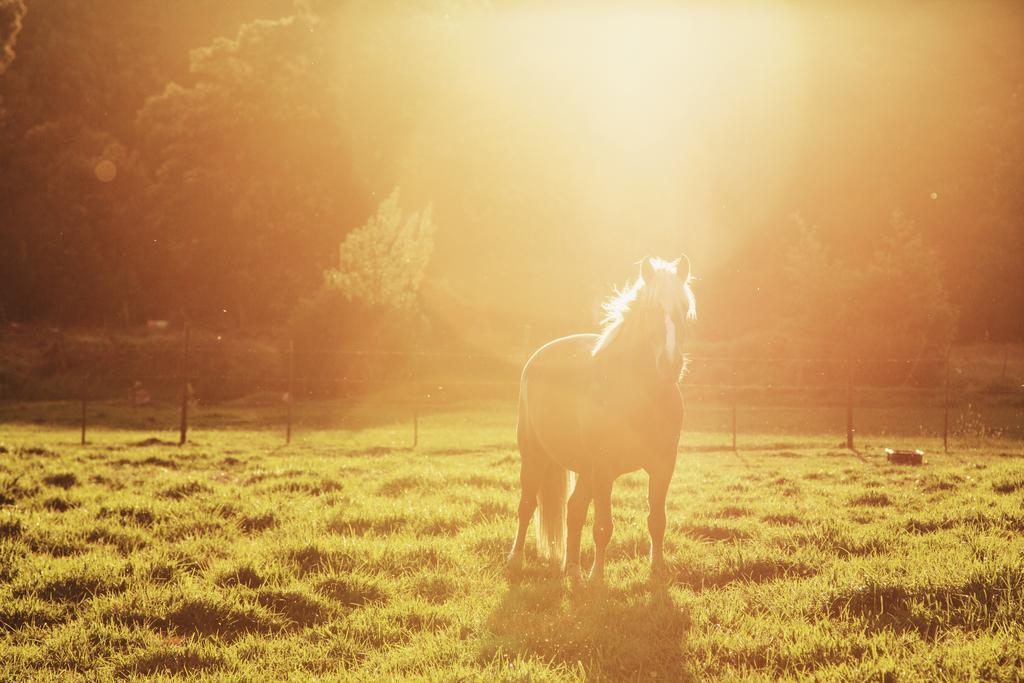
{"left": 647, "top": 457, "right": 676, "bottom": 579}
{"left": 589, "top": 473, "right": 614, "bottom": 582}
{"left": 564, "top": 474, "right": 592, "bottom": 581}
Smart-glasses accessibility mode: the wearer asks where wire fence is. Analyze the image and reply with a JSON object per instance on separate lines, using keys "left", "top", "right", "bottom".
{"left": 4, "top": 325, "right": 1022, "bottom": 451}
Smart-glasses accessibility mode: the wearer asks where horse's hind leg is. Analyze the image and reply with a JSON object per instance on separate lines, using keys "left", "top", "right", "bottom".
{"left": 506, "top": 445, "right": 541, "bottom": 570}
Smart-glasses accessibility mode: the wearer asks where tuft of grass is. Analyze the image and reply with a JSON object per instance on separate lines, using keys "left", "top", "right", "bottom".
{"left": 98, "top": 504, "right": 157, "bottom": 527}
{"left": 316, "top": 573, "right": 389, "bottom": 607}
{"left": 848, "top": 491, "right": 892, "bottom": 507}
{"left": 992, "top": 475, "right": 1024, "bottom": 494}
{"left": 0, "top": 516, "right": 23, "bottom": 538}
{"left": 158, "top": 480, "right": 212, "bottom": 500}
{"left": 162, "top": 593, "right": 282, "bottom": 639}
{"left": 255, "top": 587, "right": 332, "bottom": 628}
{"left": 217, "top": 564, "right": 266, "bottom": 589}
{"left": 239, "top": 510, "right": 277, "bottom": 533}
{"left": 43, "top": 495, "right": 79, "bottom": 512}
{"left": 123, "top": 641, "right": 228, "bottom": 676}
{"left": 41, "top": 472, "right": 78, "bottom": 489}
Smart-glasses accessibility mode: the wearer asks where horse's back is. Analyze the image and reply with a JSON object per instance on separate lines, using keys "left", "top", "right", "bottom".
{"left": 517, "top": 334, "right": 597, "bottom": 472}
{"left": 518, "top": 333, "right": 684, "bottom": 475}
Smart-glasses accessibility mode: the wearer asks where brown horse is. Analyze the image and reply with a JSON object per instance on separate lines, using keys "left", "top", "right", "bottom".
{"left": 508, "top": 256, "right": 696, "bottom": 580}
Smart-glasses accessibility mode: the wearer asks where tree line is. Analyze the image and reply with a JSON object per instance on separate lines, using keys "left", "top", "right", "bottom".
{"left": 0, "top": 1, "right": 1020, "bottom": 356}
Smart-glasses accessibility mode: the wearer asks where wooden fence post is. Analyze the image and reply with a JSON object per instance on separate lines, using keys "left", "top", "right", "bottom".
{"left": 286, "top": 339, "right": 294, "bottom": 445}
{"left": 80, "top": 376, "right": 87, "bottom": 446}
{"left": 943, "top": 355, "right": 950, "bottom": 453}
{"left": 178, "top": 324, "right": 190, "bottom": 446}
{"left": 846, "top": 356, "right": 855, "bottom": 450}
{"left": 731, "top": 360, "right": 737, "bottom": 451}
{"left": 412, "top": 347, "right": 419, "bottom": 449}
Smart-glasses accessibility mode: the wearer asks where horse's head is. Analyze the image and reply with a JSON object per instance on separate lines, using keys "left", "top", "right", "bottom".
{"left": 636, "top": 256, "right": 696, "bottom": 381}
{"left": 593, "top": 255, "right": 696, "bottom": 381}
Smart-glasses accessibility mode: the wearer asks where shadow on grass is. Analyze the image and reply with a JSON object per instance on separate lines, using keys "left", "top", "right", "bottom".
{"left": 481, "top": 573, "right": 692, "bottom": 680}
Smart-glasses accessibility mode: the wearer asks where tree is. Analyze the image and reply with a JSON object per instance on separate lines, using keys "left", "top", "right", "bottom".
{"left": 135, "top": 10, "right": 366, "bottom": 323}
{"left": 0, "top": 0, "right": 25, "bottom": 75}
{"left": 324, "top": 188, "right": 435, "bottom": 310}
{"left": 783, "top": 210, "right": 955, "bottom": 364}
{"left": 289, "top": 189, "right": 437, "bottom": 394}
{"left": 851, "top": 210, "right": 955, "bottom": 359}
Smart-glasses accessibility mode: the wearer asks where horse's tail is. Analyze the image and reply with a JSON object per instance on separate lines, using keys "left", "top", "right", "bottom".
{"left": 534, "top": 459, "right": 572, "bottom": 566}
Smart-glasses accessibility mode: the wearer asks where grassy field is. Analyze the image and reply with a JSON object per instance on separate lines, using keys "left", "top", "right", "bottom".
{"left": 1, "top": 404, "right": 1023, "bottom": 681}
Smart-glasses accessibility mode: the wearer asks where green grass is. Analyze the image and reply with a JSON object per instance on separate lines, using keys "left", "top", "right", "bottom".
{"left": 0, "top": 404, "right": 1022, "bottom": 681}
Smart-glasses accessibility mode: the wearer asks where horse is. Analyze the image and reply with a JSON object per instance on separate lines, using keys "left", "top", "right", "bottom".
{"left": 507, "top": 256, "right": 696, "bottom": 581}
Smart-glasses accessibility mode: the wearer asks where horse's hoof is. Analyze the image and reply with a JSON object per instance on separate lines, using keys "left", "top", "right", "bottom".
{"left": 505, "top": 553, "right": 523, "bottom": 572}
{"left": 651, "top": 562, "right": 670, "bottom": 581}
{"left": 563, "top": 565, "right": 583, "bottom": 583}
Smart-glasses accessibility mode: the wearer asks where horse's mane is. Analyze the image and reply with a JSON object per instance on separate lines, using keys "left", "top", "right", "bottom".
{"left": 592, "top": 257, "right": 696, "bottom": 356}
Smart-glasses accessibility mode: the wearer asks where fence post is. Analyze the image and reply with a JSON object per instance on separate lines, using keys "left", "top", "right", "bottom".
{"left": 731, "top": 360, "right": 737, "bottom": 451}
{"left": 411, "top": 346, "right": 419, "bottom": 449}
{"left": 80, "top": 376, "right": 87, "bottom": 446}
{"left": 943, "top": 355, "right": 950, "bottom": 453}
{"left": 286, "top": 339, "right": 294, "bottom": 445}
{"left": 178, "top": 324, "right": 190, "bottom": 446}
{"left": 846, "top": 356, "right": 855, "bottom": 450}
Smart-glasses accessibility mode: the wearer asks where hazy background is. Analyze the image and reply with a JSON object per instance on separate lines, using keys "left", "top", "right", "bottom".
{"left": 1, "top": 0, "right": 1021, "bottom": 359}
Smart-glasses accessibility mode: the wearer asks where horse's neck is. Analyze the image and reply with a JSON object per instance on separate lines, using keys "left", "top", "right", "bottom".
{"left": 595, "top": 321, "right": 657, "bottom": 383}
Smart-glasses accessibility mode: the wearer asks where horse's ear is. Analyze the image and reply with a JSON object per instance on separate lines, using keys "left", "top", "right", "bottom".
{"left": 675, "top": 254, "right": 691, "bottom": 282}
{"left": 641, "top": 257, "right": 655, "bottom": 282}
